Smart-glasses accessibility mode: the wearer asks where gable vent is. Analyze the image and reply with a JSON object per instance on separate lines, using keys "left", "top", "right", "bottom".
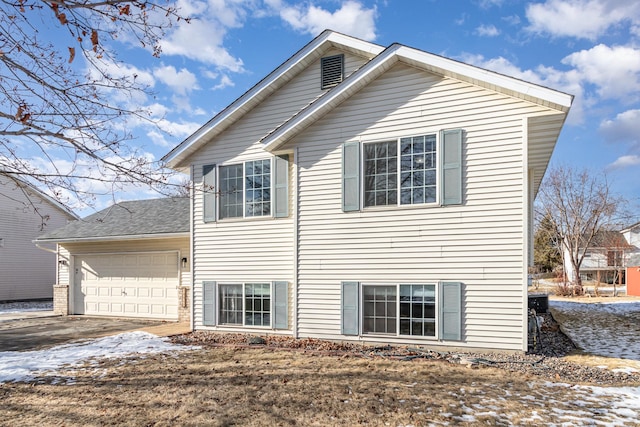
{"left": 321, "top": 54, "right": 344, "bottom": 89}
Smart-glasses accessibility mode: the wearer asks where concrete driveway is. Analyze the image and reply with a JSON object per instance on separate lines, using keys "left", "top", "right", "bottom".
{"left": 0, "top": 315, "right": 189, "bottom": 352}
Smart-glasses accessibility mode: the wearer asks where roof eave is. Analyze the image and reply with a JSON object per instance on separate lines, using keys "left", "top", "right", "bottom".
{"left": 34, "top": 231, "right": 189, "bottom": 244}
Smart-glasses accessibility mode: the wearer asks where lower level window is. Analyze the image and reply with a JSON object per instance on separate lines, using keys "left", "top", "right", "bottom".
{"left": 362, "top": 284, "right": 435, "bottom": 337}
{"left": 219, "top": 283, "right": 271, "bottom": 327}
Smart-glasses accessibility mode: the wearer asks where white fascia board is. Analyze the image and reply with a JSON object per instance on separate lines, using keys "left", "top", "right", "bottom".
{"left": 326, "top": 31, "right": 385, "bottom": 56}
{"left": 263, "top": 45, "right": 401, "bottom": 152}
{"left": 396, "top": 46, "right": 574, "bottom": 110}
{"left": 163, "top": 31, "right": 384, "bottom": 168}
{"left": 33, "top": 232, "right": 190, "bottom": 244}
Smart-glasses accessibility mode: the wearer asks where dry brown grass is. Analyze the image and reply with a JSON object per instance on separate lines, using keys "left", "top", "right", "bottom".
{"left": 1, "top": 346, "right": 638, "bottom": 426}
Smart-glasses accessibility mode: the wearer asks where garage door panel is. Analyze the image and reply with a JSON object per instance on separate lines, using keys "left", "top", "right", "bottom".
{"left": 75, "top": 252, "right": 179, "bottom": 320}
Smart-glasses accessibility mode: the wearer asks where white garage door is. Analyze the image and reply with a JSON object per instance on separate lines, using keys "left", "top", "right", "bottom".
{"left": 74, "top": 252, "right": 179, "bottom": 320}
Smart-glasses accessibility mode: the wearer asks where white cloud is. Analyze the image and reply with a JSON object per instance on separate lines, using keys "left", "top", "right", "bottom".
{"left": 212, "top": 74, "right": 235, "bottom": 90}
{"left": 156, "top": 118, "right": 202, "bottom": 139}
{"left": 607, "top": 155, "right": 640, "bottom": 170}
{"left": 562, "top": 44, "right": 640, "bottom": 102}
{"left": 153, "top": 65, "right": 198, "bottom": 96}
{"left": 475, "top": 24, "right": 501, "bottom": 37}
{"left": 502, "top": 15, "right": 521, "bottom": 26}
{"left": 161, "top": 19, "right": 244, "bottom": 71}
{"left": 526, "top": 0, "right": 640, "bottom": 40}
{"left": 600, "top": 109, "right": 640, "bottom": 144}
{"left": 478, "top": 0, "right": 505, "bottom": 7}
{"left": 278, "top": 0, "right": 377, "bottom": 41}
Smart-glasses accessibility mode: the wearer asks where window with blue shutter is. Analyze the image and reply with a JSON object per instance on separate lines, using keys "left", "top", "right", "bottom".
{"left": 203, "top": 281, "right": 216, "bottom": 326}
{"left": 439, "top": 282, "right": 463, "bottom": 341}
{"left": 342, "top": 142, "right": 360, "bottom": 212}
{"left": 274, "top": 155, "right": 289, "bottom": 218}
{"left": 440, "top": 129, "right": 463, "bottom": 206}
{"left": 341, "top": 281, "right": 360, "bottom": 335}
{"left": 273, "top": 281, "right": 289, "bottom": 329}
{"left": 203, "top": 165, "right": 216, "bottom": 223}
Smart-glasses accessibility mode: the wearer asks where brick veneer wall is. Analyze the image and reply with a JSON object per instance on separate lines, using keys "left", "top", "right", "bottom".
{"left": 178, "top": 286, "right": 191, "bottom": 323}
{"left": 53, "top": 284, "right": 69, "bottom": 315}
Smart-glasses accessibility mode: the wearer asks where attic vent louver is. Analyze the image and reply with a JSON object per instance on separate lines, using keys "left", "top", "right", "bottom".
{"left": 321, "top": 54, "right": 344, "bottom": 89}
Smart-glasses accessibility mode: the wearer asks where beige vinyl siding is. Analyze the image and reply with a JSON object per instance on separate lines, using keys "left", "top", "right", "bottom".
{"left": 57, "top": 246, "right": 71, "bottom": 286}
{"left": 57, "top": 237, "right": 191, "bottom": 290}
{"left": 189, "top": 50, "right": 371, "bottom": 331}
{"left": 286, "top": 62, "right": 554, "bottom": 351}
{"left": 0, "top": 177, "right": 75, "bottom": 301}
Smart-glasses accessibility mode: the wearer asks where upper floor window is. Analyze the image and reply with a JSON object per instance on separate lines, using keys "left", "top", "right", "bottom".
{"left": 219, "top": 160, "right": 271, "bottom": 219}
{"left": 607, "top": 250, "right": 623, "bottom": 266}
{"left": 203, "top": 155, "right": 289, "bottom": 222}
{"left": 342, "top": 129, "right": 462, "bottom": 212}
{"left": 363, "top": 134, "right": 437, "bottom": 207}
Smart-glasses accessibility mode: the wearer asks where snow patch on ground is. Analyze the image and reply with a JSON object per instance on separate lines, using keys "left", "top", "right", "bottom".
{"left": 550, "top": 300, "right": 640, "bottom": 361}
{"left": 0, "top": 301, "right": 52, "bottom": 313}
{"left": 0, "top": 331, "right": 196, "bottom": 384}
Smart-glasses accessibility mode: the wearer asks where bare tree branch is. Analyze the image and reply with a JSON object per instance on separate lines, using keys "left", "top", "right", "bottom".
{"left": 536, "top": 165, "right": 627, "bottom": 295}
{"left": 0, "top": 0, "right": 190, "bottom": 212}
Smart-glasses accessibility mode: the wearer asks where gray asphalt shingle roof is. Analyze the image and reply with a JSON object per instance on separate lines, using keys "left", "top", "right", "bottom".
{"left": 36, "top": 197, "right": 189, "bottom": 241}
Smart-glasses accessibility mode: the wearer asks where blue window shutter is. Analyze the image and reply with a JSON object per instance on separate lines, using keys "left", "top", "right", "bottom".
{"left": 274, "top": 155, "right": 289, "bottom": 218}
{"left": 203, "top": 165, "right": 216, "bottom": 222}
{"left": 439, "top": 282, "right": 462, "bottom": 341}
{"left": 342, "top": 142, "right": 360, "bottom": 212}
{"left": 273, "top": 281, "right": 289, "bottom": 329}
{"left": 203, "top": 281, "right": 216, "bottom": 326}
{"left": 440, "top": 129, "right": 463, "bottom": 206}
{"left": 341, "top": 281, "right": 359, "bottom": 335}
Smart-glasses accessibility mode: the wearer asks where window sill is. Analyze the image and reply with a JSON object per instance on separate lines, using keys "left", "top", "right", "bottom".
{"left": 361, "top": 202, "right": 441, "bottom": 213}
{"left": 361, "top": 332, "right": 437, "bottom": 340}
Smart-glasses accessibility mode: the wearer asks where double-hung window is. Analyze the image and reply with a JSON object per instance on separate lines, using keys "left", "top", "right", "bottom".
{"left": 363, "top": 135, "right": 437, "bottom": 207}
{"left": 203, "top": 155, "right": 289, "bottom": 222}
{"left": 219, "top": 159, "right": 271, "bottom": 219}
{"left": 342, "top": 129, "right": 462, "bottom": 211}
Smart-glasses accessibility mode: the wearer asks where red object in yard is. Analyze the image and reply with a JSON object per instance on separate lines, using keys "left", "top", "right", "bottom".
{"left": 627, "top": 266, "right": 640, "bottom": 296}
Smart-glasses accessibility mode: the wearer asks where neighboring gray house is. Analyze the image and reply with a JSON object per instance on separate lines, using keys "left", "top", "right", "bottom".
{"left": 0, "top": 175, "right": 77, "bottom": 301}
{"left": 163, "top": 31, "right": 572, "bottom": 352}
{"left": 35, "top": 198, "right": 191, "bottom": 321}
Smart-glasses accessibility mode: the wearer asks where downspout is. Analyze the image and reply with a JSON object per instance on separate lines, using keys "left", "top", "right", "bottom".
{"left": 522, "top": 117, "right": 530, "bottom": 353}
{"left": 190, "top": 164, "right": 196, "bottom": 332}
{"left": 293, "top": 146, "right": 299, "bottom": 339}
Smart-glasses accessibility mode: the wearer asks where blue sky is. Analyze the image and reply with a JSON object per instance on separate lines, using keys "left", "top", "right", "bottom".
{"left": 44, "top": 0, "right": 640, "bottom": 216}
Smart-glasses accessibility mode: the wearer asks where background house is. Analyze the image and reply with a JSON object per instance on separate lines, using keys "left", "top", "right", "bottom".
{"left": 0, "top": 175, "right": 77, "bottom": 301}
{"left": 164, "top": 30, "right": 572, "bottom": 352}
{"left": 35, "top": 198, "right": 191, "bottom": 321}
{"left": 563, "top": 225, "right": 640, "bottom": 290}
{"left": 623, "top": 223, "right": 640, "bottom": 295}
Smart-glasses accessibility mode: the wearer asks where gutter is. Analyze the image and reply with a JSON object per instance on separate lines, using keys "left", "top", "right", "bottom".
{"left": 34, "top": 232, "right": 190, "bottom": 244}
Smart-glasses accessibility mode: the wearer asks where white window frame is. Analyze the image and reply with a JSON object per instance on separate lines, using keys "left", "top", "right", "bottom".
{"left": 218, "top": 158, "right": 273, "bottom": 220}
{"left": 360, "top": 283, "right": 439, "bottom": 338}
{"left": 361, "top": 133, "right": 440, "bottom": 209}
{"left": 217, "top": 282, "right": 272, "bottom": 328}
